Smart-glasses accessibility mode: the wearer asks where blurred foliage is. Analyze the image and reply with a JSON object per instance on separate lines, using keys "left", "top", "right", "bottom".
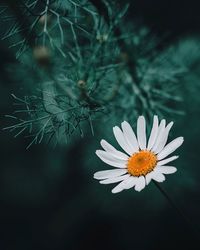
{"left": 1, "top": 0, "right": 200, "bottom": 147}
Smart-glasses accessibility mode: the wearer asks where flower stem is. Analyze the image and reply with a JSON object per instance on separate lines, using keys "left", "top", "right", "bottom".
{"left": 153, "top": 180, "right": 199, "bottom": 235}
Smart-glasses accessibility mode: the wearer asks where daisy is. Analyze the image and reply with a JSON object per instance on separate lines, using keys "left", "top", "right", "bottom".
{"left": 94, "top": 116, "right": 184, "bottom": 193}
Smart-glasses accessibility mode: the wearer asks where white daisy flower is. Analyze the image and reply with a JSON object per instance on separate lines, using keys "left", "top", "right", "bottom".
{"left": 94, "top": 116, "right": 184, "bottom": 193}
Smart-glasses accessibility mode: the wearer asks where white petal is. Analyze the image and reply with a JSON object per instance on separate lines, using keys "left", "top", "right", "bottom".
{"left": 137, "top": 116, "right": 146, "bottom": 150}
{"left": 111, "top": 176, "right": 138, "bottom": 193}
{"left": 151, "top": 171, "right": 166, "bottom": 182}
{"left": 154, "top": 122, "right": 174, "bottom": 154}
{"left": 157, "top": 155, "right": 179, "bottom": 166}
{"left": 151, "top": 119, "right": 166, "bottom": 152}
{"left": 113, "top": 126, "right": 133, "bottom": 155}
{"left": 100, "top": 174, "right": 130, "bottom": 184}
{"left": 100, "top": 140, "right": 129, "bottom": 160}
{"left": 134, "top": 176, "right": 146, "bottom": 192}
{"left": 122, "top": 176, "right": 138, "bottom": 189}
{"left": 157, "top": 137, "right": 184, "bottom": 160}
{"left": 145, "top": 172, "right": 154, "bottom": 185}
{"left": 121, "top": 121, "right": 139, "bottom": 153}
{"left": 111, "top": 185, "right": 123, "bottom": 193}
{"left": 94, "top": 169, "right": 127, "bottom": 180}
{"left": 147, "top": 115, "right": 159, "bottom": 150}
{"left": 156, "top": 166, "right": 177, "bottom": 174}
{"left": 100, "top": 139, "right": 116, "bottom": 152}
{"left": 96, "top": 150, "right": 127, "bottom": 168}
{"left": 111, "top": 176, "right": 132, "bottom": 193}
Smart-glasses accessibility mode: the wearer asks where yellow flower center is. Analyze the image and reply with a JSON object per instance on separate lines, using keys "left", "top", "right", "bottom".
{"left": 127, "top": 150, "right": 157, "bottom": 177}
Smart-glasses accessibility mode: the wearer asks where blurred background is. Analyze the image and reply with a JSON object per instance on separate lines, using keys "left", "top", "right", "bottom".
{"left": 0, "top": 0, "right": 200, "bottom": 249}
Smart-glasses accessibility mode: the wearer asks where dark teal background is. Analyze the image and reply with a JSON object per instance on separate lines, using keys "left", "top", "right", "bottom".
{"left": 0, "top": 0, "right": 200, "bottom": 249}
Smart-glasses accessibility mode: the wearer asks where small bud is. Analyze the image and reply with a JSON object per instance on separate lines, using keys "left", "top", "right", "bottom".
{"left": 96, "top": 34, "right": 108, "bottom": 43}
{"left": 77, "top": 80, "right": 86, "bottom": 88}
{"left": 38, "top": 14, "right": 51, "bottom": 25}
{"left": 33, "top": 46, "right": 51, "bottom": 66}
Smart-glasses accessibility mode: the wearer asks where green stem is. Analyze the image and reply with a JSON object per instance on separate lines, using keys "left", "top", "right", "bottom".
{"left": 153, "top": 180, "right": 199, "bottom": 235}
